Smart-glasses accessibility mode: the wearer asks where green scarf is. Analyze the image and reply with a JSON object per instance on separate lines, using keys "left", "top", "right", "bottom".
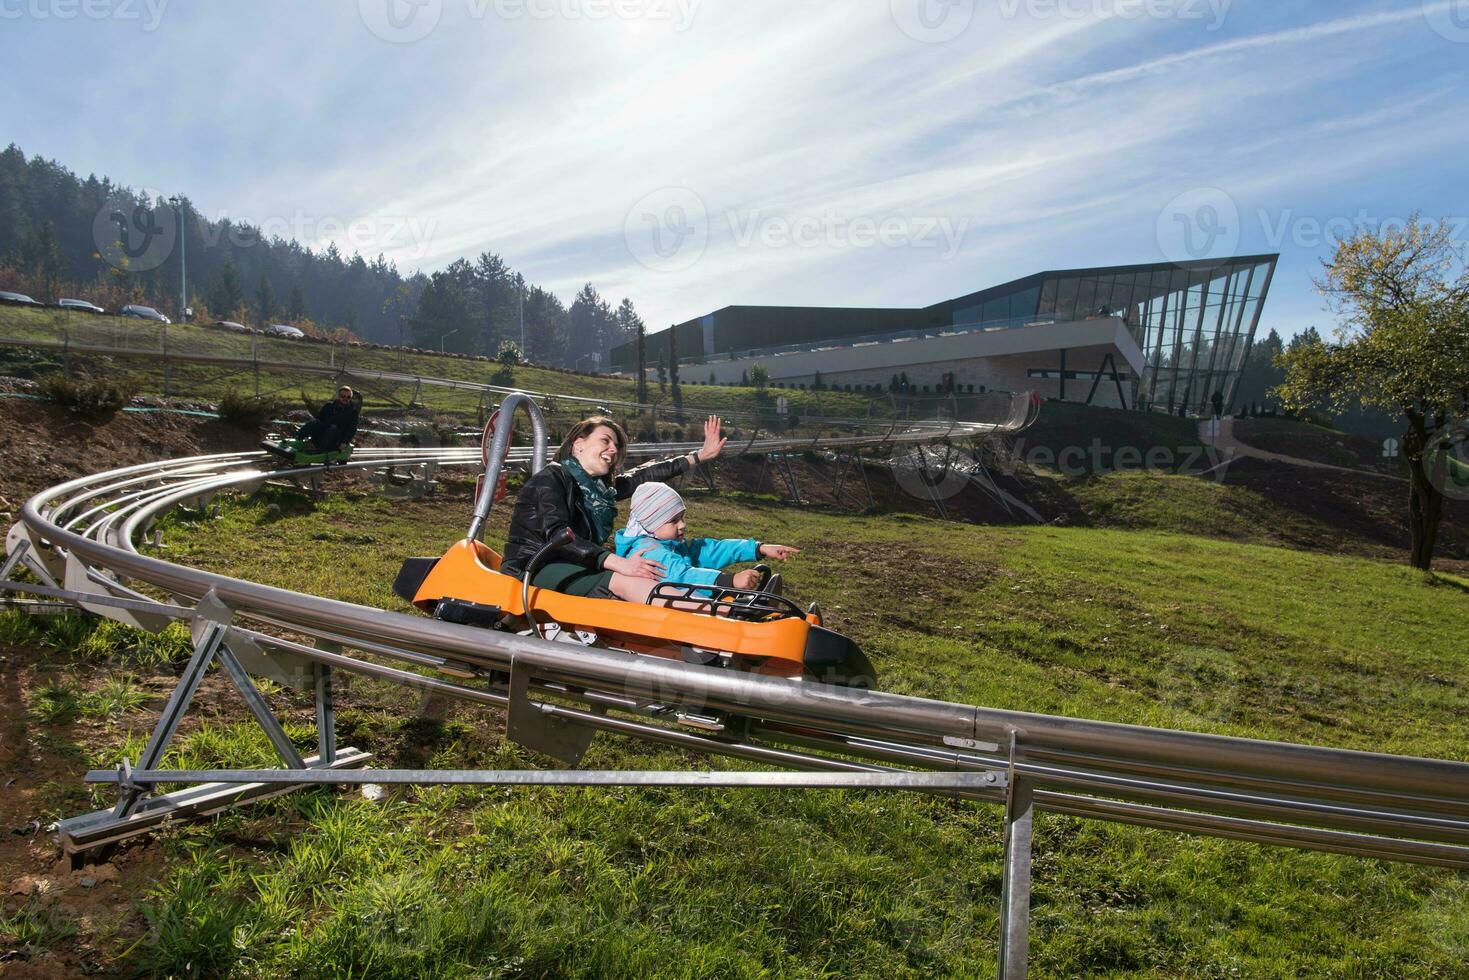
{"left": 561, "top": 457, "right": 618, "bottom": 544}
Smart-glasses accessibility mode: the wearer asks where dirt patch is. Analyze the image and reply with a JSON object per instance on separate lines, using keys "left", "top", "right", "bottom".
{"left": 0, "top": 397, "right": 262, "bottom": 510}
{"left": 1219, "top": 456, "right": 1469, "bottom": 567}
{"left": 803, "top": 539, "right": 1001, "bottom": 639}
{"left": 0, "top": 642, "right": 174, "bottom": 976}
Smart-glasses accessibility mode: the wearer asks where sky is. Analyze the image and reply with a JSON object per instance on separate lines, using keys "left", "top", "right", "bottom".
{"left": 3, "top": 0, "right": 1467, "bottom": 339}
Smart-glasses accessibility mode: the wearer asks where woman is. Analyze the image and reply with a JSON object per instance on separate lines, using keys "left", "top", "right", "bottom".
{"left": 501, "top": 414, "right": 727, "bottom": 603}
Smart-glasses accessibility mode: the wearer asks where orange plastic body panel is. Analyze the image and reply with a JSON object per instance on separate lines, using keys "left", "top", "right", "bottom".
{"left": 412, "top": 539, "right": 811, "bottom": 677}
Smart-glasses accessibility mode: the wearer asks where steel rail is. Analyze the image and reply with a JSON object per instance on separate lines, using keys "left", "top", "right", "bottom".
{"left": 18, "top": 448, "right": 1469, "bottom": 837}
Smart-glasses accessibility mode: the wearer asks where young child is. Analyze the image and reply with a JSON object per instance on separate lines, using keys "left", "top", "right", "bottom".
{"left": 614, "top": 482, "right": 800, "bottom": 591}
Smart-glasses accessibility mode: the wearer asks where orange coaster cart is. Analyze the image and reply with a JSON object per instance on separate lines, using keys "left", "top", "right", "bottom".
{"left": 393, "top": 396, "right": 875, "bottom": 687}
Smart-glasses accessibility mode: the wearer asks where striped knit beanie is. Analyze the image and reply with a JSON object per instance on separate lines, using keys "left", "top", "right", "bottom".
{"left": 626, "top": 482, "right": 685, "bottom": 537}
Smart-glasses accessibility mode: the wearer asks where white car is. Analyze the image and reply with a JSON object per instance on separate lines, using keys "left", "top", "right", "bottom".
{"left": 120, "top": 304, "right": 171, "bottom": 323}
{"left": 59, "top": 298, "right": 106, "bottom": 314}
{"left": 0, "top": 290, "right": 40, "bottom": 305}
{"left": 264, "top": 323, "right": 305, "bottom": 339}
{"left": 213, "top": 319, "right": 252, "bottom": 333}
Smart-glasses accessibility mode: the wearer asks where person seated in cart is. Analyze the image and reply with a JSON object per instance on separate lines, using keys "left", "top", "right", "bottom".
{"left": 295, "top": 385, "right": 361, "bottom": 452}
{"left": 501, "top": 414, "right": 729, "bottom": 603}
{"left": 614, "top": 482, "right": 800, "bottom": 592}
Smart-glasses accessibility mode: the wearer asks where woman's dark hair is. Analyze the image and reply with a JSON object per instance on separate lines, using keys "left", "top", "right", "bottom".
{"left": 555, "top": 416, "right": 629, "bottom": 476}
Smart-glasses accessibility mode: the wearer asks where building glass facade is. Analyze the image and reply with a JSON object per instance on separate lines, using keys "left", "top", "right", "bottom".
{"left": 615, "top": 255, "right": 1277, "bottom": 415}
{"left": 936, "top": 255, "right": 1278, "bottom": 414}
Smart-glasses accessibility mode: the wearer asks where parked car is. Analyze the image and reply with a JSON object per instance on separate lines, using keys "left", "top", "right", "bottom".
{"left": 58, "top": 298, "right": 106, "bottom": 314}
{"left": 263, "top": 323, "right": 305, "bottom": 339}
{"left": 120, "top": 304, "right": 170, "bottom": 323}
{"left": 212, "top": 319, "right": 252, "bottom": 333}
{"left": 0, "top": 290, "right": 40, "bottom": 305}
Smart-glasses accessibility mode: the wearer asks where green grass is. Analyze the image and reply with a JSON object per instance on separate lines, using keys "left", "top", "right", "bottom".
{"left": 28, "top": 677, "right": 84, "bottom": 724}
{"left": 0, "top": 606, "right": 194, "bottom": 668}
{"left": 0, "top": 898, "right": 79, "bottom": 953}
{"left": 27, "top": 674, "right": 151, "bottom": 724}
{"left": 76, "top": 477, "right": 1467, "bottom": 978}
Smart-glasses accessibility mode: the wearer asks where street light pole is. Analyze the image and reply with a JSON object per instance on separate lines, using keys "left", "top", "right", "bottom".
{"left": 517, "top": 275, "right": 525, "bottom": 355}
{"left": 441, "top": 328, "right": 460, "bottom": 353}
{"left": 169, "top": 195, "right": 187, "bottom": 323}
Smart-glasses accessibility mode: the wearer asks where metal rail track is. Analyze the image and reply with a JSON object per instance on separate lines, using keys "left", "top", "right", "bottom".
{"left": 4, "top": 395, "right": 1466, "bottom": 978}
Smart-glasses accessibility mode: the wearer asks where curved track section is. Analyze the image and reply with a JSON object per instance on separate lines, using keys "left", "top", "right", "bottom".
{"left": 4, "top": 423, "right": 1466, "bottom": 867}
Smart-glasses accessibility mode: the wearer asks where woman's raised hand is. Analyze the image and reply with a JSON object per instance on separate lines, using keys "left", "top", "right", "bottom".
{"left": 605, "top": 552, "right": 665, "bottom": 581}
{"left": 696, "top": 415, "right": 727, "bottom": 463}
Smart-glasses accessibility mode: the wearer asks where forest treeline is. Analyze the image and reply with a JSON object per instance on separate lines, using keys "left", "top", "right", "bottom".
{"left": 0, "top": 144, "right": 641, "bottom": 368}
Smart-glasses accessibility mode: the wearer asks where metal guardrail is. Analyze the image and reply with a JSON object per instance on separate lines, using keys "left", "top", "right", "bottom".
{"left": 3, "top": 396, "right": 1467, "bottom": 978}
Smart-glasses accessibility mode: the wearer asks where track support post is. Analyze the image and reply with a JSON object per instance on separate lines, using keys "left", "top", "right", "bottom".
{"left": 111, "top": 616, "right": 230, "bottom": 820}
{"left": 776, "top": 453, "right": 802, "bottom": 504}
{"left": 998, "top": 732, "right": 1035, "bottom": 980}
{"left": 314, "top": 650, "right": 338, "bottom": 766}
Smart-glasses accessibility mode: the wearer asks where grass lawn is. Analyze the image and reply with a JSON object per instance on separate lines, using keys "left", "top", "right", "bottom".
{"left": 9, "top": 470, "right": 1465, "bottom": 978}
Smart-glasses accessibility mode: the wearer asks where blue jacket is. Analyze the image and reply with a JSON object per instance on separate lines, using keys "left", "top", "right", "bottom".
{"left": 613, "top": 530, "right": 760, "bottom": 588}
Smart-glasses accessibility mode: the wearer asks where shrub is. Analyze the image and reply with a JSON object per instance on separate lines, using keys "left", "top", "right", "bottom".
{"left": 36, "top": 372, "right": 134, "bottom": 417}
{"left": 217, "top": 390, "right": 284, "bottom": 430}
{"left": 496, "top": 340, "right": 523, "bottom": 366}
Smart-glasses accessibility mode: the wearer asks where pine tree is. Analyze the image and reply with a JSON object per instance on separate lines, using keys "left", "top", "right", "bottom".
{"left": 668, "top": 325, "right": 681, "bottom": 408}
{"left": 288, "top": 282, "right": 308, "bottom": 322}
{"left": 569, "top": 283, "right": 614, "bottom": 371}
{"left": 26, "top": 220, "right": 64, "bottom": 302}
{"left": 522, "top": 286, "right": 569, "bottom": 366}
{"left": 412, "top": 271, "right": 473, "bottom": 352}
{"left": 208, "top": 259, "right": 243, "bottom": 318}
{"left": 256, "top": 275, "right": 276, "bottom": 326}
{"left": 635, "top": 322, "right": 647, "bottom": 404}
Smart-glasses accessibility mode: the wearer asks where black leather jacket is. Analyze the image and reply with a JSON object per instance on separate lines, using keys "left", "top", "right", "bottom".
{"left": 317, "top": 396, "right": 361, "bottom": 443}
{"left": 501, "top": 454, "right": 694, "bottom": 578}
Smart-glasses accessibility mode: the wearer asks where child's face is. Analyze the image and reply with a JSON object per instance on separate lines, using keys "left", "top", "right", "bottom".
{"left": 652, "top": 510, "right": 686, "bottom": 541}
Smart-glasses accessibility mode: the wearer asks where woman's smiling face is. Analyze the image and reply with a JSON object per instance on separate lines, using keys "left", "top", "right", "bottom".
{"left": 572, "top": 425, "right": 621, "bottom": 477}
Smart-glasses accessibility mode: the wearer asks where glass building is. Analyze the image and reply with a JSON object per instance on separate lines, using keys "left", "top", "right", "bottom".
{"left": 928, "top": 255, "right": 1279, "bottom": 414}
{"left": 616, "top": 254, "right": 1278, "bottom": 415}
